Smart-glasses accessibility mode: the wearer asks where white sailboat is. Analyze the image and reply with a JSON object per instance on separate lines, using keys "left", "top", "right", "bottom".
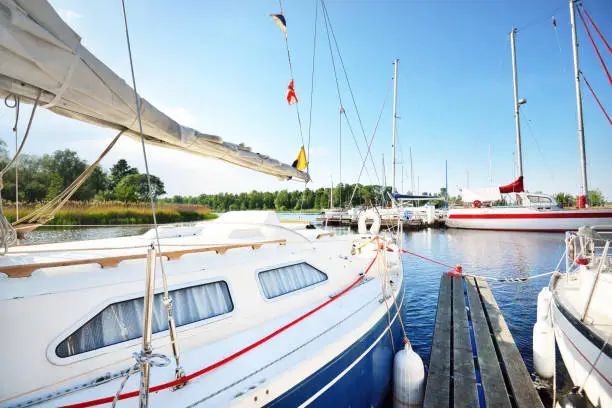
{"left": 534, "top": 226, "right": 611, "bottom": 407}
{"left": 446, "top": 20, "right": 612, "bottom": 232}
{"left": 0, "top": 2, "right": 412, "bottom": 407}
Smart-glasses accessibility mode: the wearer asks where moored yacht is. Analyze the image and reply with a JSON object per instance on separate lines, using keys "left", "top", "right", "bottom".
{"left": 0, "top": 1, "right": 413, "bottom": 407}
{"left": 535, "top": 226, "right": 611, "bottom": 407}
{"left": 446, "top": 13, "right": 612, "bottom": 232}
{"left": 0, "top": 211, "right": 406, "bottom": 407}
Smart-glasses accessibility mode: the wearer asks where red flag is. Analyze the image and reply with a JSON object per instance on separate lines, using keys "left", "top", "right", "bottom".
{"left": 286, "top": 79, "right": 298, "bottom": 105}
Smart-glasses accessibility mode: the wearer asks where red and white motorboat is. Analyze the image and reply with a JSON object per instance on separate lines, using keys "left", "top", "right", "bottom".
{"left": 447, "top": 25, "right": 612, "bottom": 232}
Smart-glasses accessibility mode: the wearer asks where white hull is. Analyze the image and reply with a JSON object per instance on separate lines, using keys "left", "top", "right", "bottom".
{"left": 551, "top": 298, "right": 612, "bottom": 408}
{"left": 0, "top": 212, "right": 407, "bottom": 407}
{"left": 446, "top": 207, "right": 612, "bottom": 231}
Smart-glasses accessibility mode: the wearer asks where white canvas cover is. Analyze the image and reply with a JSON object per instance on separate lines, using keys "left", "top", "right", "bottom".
{"left": 0, "top": 0, "right": 309, "bottom": 181}
{"left": 461, "top": 187, "right": 502, "bottom": 203}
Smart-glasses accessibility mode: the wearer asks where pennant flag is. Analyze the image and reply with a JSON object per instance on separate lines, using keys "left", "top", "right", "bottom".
{"left": 292, "top": 145, "right": 307, "bottom": 171}
{"left": 286, "top": 79, "right": 298, "bottom": 105}
{"left": 271, "top": 13, "right": 287, "bottom": 34}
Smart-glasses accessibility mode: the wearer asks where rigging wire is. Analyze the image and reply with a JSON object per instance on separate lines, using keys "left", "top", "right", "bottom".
{"left": 306, "top": 0, "right": 319, "bottom": 173}
{"left": 0, "top": 91, "right": 41, "bottom": 253}
{"left": 120, "top": 0, "right": 184, "bottom": 382}
{"left": 278, "top": 0, "right": 307, "bottom": 151}
{"left": 321, "top": 0, "right": 381, "bottom": 184}
{"left": 576, "top": 6, "right": 612, "bottom": 85}
{"left": 349, "top": 80, "right": 393, "bottom": 204}
{"left": 520, "top": 111, "right": 556, "bottom": 182}
{"left": 581, "top": 6, "right": 612, "bottom": 56}
{"left": 581, "top": 71, "right": 612, "bottom": 126}
{"left": 319, "top": 1, "right": 374, "bottom": 187}
{"left": 516, "top": 3, "right": 566, "bottom": 32}
{"left": 5, "top": 95, "right": 21, "bottom": 221}
{"left": 298, "top": 0, "right": 320, "bottom": 213}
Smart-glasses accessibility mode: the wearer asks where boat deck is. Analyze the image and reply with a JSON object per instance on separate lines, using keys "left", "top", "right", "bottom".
{"left": 424, "top": 274, "right": 543, "bottom": 408}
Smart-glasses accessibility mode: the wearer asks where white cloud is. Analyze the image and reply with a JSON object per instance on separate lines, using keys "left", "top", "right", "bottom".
{"left": 57, "top": 9, "right": 81, "bottom": 29}
{"left": 164, "top": 107, "right": 198, "bottom": 129}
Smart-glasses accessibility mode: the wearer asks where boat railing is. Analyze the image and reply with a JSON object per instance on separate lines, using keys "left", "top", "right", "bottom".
{"left": 581, "top": 240, "right": 610, "bottom": 323}
{"left": 0, "top": 239, "right": 287, "bottom": 278}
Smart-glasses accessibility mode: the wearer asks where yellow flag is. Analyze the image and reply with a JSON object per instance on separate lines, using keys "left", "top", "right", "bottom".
{"left": 293, "top": 146, "right": 307, "bottom": 171}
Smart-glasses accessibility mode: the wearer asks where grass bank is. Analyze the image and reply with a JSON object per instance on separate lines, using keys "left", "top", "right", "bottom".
{"left": 4, "top": 202, "right": 217, "bottom": 225}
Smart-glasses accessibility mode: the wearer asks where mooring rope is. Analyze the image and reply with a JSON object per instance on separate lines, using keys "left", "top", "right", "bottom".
{"left": 14, "top": 130, "right": 125, "bottom": 227}
{"left": 0, "top": 90, "right": 42, "bottom": 253}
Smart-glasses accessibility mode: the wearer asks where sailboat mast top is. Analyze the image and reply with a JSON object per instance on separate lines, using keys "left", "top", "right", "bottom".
{"left": 569, "top": 0, "right": 588, "bottom": 202}
{"left": 392, "top": 59, "right": 399, "bottom": 194}
{"left": 510, "top": 28, "right": 524, "bottom": 180}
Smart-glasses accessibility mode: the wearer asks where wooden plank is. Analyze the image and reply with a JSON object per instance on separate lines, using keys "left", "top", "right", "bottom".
{"left": 0, "top": 239, "right": 286, "bottom": 278}
{"left": 423, "top": 274, "right": 452, "bottom": 408}
{"left": 476, "top": 278, "right": 544, "bottom": 408}
{"left": 465, "top": 277, "right": 512, "bottom": 408}
{"left": 452, "top": 277, "right": 478, "bottom": 408}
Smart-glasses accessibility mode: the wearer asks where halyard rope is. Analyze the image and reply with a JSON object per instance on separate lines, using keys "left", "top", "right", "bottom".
{"left": 0, "top": 90, "right": 41, "bottom": 253}
{"left": 120, "top": 0, "right": 185, "bottom": 385}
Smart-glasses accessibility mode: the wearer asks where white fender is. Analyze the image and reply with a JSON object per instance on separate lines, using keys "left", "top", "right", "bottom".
{"left": 393, "top": 345, "right": 425, "bottom": 408}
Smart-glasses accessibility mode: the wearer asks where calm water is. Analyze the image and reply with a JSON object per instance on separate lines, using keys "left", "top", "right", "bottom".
{"left": 400, "top": 228, "right": 565, "bottom": 372}
{"left": 19, "top": 216, "right": 568, "bottom": 388}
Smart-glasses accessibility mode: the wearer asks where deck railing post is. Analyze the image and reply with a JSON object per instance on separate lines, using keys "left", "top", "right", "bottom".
{"left": 140, "top": 244, "right": 157, "bottom": 407}
{"left": 581, "top": 240, "right": 609, "bottom": 323}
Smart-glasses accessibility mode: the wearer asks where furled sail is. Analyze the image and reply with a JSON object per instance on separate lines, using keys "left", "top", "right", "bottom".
{"left": 0, "top": 0, "right": 309, "bottom": 181}
{"left": 498, "top": 176, "right": 524, "bottom": 193}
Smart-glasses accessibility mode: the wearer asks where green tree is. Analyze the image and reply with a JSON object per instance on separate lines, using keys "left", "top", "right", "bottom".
{"left": 87, "top": 166, "right": 109, "bottom": 198}
{"left": 588, "top": 190, "right": 605, "bottom": 207}
{"left": 45, "top": 174, "right": 64, "bottom": 201}
{"left": 110, "top": 159, "right": 138, "bottom": 189}
{"left": 554, "top": 193, "right": 575, "bottom": 208}
{"left": 274, "top": 190, "right": 289, "bottom": 211}
{"left": 114, "top": 174, "right": 165, "bottom": 202}
{"left": 41, "top": 149, "right": 92, "bottom": 200}
{"left": 114, "top": 177, "right": 138, "bottom": 203}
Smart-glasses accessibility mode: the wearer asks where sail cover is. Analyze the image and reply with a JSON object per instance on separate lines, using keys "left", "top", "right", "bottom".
{"left": 0, "top": 0, "right": 309, "bottom": 181}
{"left": 461, "top": 187, "right": 502, "bottom": 203}
{"left": 498, "top": 176, "right": 524, "bottom": 193}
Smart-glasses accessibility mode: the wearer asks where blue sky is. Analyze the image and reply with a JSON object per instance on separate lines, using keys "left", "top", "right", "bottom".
{"left": 2, "top": 0, "right": 610, "bottom": 198}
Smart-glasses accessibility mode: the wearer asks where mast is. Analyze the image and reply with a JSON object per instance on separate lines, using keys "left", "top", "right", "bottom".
{"left": 409, "top": 147, "right": 414, "bottom": 193}
{"left": 488, "top": 144, "right": 493, "bottom": 185}
{"left": 382, "top": 154, "right": 387, "bottom": 204}
{"left": 445, "top": 159, "right": 449, "bottom": 209}
{"left": 569, "top": 0, "right": 588, "bottom": 206}
{"left": 330, "top": 176, "right": 334, "bottom": 209}
{"left": 510, "top": 28, "right": 525, "bottom": 181}
{"left": 392, "top": 59, "right": 399, "bottom": 194}
{"left": 339, "top": 107, "right": 343, "bottom": 208}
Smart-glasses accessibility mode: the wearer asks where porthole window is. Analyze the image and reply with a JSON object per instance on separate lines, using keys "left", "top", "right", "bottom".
{"left": 56, "top": 281, "right": 233, "bottom": 358}
{"left": 258, "top": 262, "right": 327, "bottom": 299}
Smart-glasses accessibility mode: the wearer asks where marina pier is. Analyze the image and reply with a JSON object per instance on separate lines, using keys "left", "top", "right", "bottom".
{"left": 424, "top": 274, "right": 544, "bottom": 408}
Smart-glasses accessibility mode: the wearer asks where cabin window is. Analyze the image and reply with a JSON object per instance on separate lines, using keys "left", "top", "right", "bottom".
{"left": 56, "top": 281, "right": 233, "bottom": 358}
{"left": 527, "top": 195, "right": 553, "bottom": 204}
{"left": 258, "top": 262, "right": 327, "bottom": 299}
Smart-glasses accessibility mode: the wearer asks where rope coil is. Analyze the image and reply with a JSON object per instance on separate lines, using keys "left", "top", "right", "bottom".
{"left": 111, "top": 352, "right": 170, "bottom": 408}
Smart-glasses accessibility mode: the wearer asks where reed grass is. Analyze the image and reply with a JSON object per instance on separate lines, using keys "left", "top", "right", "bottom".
{"left": 3, "top": 201, "right": 217, "bottom": 225}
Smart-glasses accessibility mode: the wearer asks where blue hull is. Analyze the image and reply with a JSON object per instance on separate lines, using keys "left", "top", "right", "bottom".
{"left": 267, "top": 285, "right": 404, "bottom": 408}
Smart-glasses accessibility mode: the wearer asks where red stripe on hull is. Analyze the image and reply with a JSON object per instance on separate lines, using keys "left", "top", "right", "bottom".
{"left": 448, "top": 211, "right": 612, "bottom": 220}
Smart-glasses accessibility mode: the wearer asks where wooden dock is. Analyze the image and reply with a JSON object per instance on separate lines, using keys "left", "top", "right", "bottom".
{"left": 424, "top": 274, "right": 543, "bottom": 408}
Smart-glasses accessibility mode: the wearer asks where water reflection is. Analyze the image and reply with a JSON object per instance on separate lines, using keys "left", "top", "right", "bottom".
{"left": 401, "top": 228, "right": 566, "bottom": 374}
